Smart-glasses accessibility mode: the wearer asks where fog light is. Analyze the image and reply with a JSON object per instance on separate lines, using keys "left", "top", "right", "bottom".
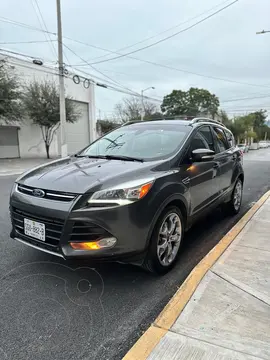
{"left": 70, "top": 237, "right": 117, "bottom": 251}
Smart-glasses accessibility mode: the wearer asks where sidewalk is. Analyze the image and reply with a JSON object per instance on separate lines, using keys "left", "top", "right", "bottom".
{"left": 124, "top": 191, "right": 270, "bottom": 360}
{"left": 0, "top": 158, "right": 54, "bottom": 176}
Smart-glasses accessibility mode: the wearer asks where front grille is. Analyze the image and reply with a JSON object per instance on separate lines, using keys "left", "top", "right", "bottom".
{"left": 17, "top": 184, "right": 77, "bottom": 202}
{"left": 71, "top": 221, "right": 110, "bottom": 242}
{"left": 11, "top": 208, "right": 64, "bottom": 248}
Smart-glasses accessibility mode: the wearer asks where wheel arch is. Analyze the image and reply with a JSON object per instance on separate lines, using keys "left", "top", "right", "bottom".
{"left": 145, "top": 194, "right": 188, "bottom": 249}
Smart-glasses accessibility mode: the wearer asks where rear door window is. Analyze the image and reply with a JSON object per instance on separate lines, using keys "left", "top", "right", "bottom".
{"left": 213, "top": 127, "right": 229, "bottom": 152}
{"left": 224, "top": 129, "right": 235, "bottom": 148}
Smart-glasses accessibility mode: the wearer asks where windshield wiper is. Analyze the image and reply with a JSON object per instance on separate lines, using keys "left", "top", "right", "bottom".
{"left": 74, "top": 154, "right": 144, "bottom": 162}
{"left": 102, "top": 154, "right": 144, "bottom": 162}
{"left": 74, "top": 154, "right": 105, "bottom": 159}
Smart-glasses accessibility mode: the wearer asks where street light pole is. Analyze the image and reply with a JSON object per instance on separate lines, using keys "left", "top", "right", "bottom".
{"left": 56, "top": 0, "right": 67, "bottom": 157}
{"left": 141, "top": 86, "right": 155, "bottom": 121}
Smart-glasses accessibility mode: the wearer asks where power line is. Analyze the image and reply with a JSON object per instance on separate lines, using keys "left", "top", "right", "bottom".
{"left": 6, "top": 59, "right": 59, "bottom": 77}
{"left": 31, "top": 0, "right": 57, "bottom": 59}
{"left": 89, "top": 0, "right": 238, "bottom": 65}
{"left": 33, "top": 0, "right": 71, "bottom": 67}
{"left": 1, "top": 48, "right": 134, "bottom": 93}
{"left": 221, "top": 94, "right": 270, "bottom": 103}
{"left": 0, "top": 40, "right": 57, "bottom": 45}
{"left": 2, "top": 15, "right": 270, "bottom": 90}
{"left": 1, "top": 50, "right": 161, "bottom": 102}
{"left": 62, "top": 42, "right": 145, "bottom": 97}
{"left": 0, "top": 47, "right": 56, "bottom": 63}
{"left": 89, "top": 0, "right": 236, "bottom": 62}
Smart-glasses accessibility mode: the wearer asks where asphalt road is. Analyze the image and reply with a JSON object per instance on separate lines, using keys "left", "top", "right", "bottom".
{"left": 0, "top": 149, "right": 270, "bottom": 360}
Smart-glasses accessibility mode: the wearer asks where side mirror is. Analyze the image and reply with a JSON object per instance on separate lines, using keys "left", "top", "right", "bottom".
{"left": 192, "top": 148, "right": 215, "bottom": 162}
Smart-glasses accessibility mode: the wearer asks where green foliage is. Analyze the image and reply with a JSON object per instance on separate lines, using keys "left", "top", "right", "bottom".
{"left": 161, "top": 87, "right": 220, "bottom": 118}
{"left": 144, "top": 111, "right": 164, "bottom": 120}
{"left": 218, "top": 109, "right": 230, "bottom": 126}
{"left": 22, "top": 80, "right": 79, "bottom": 158}
{"left": 220, "top": 109, "right": 269, "bottom": 143}
{"left": 0, "top": 62, "right": 22, "bottom": 123}
{"left": 97, "top": 119, "right": 118, "bottom": 135}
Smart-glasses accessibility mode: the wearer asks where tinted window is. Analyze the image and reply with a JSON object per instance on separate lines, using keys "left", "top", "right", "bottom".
{"left": 190, "top": 126, "right": 213, "bottom": 151}
{"left": 80, "top": 123, "right": 191, "bottom": 161}
{"left": 224, "top": 129, "right": 235, "bottom": 148}
{"left": 190, "top": 133, "right": 209, "bottom": 152}
{"left": 213, "top": 127, "right": 229, "bottom": 152}
{"left": 199, "top": 126, "right": 215, "bottom": 151}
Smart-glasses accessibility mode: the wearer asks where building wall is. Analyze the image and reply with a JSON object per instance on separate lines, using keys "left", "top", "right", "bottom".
{"left": 0, "top": 126, "right": 20, "bottom": 159}
{"left": 1, "top": 55, "right": 97, "bottom": 158}
{"left": 18, "top": 122, "right": 59, "bottom": 158}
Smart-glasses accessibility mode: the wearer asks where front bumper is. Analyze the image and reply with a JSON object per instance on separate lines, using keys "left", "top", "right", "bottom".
{"left": 10, "top": 185, "right": 153, "bottom": 262}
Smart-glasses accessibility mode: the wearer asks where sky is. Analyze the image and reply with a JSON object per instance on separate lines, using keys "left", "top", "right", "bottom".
{"left": 0, "top": 0, "right": 270, "bottom": 120}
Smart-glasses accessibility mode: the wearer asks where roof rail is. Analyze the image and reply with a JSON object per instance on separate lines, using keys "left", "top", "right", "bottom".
{"left": 191, "top": 117, "right": 226, "bottom": 127}
{"left": 121, "top": 119, "right": 166, "bottom": 126}
{"left": 121, "top": 117, "right": 192, "bottom": 126}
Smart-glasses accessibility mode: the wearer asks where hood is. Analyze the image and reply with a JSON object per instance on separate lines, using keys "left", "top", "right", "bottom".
{"left": 16, "top": 157, "right": 160, "bottom": 194}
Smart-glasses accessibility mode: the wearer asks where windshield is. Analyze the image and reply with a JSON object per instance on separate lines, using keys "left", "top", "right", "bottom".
{"left": 79, "top": 123, "right": 191, "bottom": 161}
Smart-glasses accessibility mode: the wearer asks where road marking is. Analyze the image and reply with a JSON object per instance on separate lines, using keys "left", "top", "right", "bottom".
{"left": 123, "top": 190, "right": 270, "bottom": 360}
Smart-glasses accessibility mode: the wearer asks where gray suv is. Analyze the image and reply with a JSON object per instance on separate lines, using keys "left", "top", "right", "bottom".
{"left": 10, "top": 118, "right": 244, "bottom": 274}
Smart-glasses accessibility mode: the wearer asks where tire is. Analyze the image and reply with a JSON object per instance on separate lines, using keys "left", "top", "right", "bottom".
{"left": 226, "top": 178, "right": 243, "bottom": 215}
{"left": 142, "top": 206, "right": 184, "bottom": 275}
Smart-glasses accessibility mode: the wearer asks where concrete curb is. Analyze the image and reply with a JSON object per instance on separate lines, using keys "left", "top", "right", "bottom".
{"left": 123, "top": 190, "right": 270, "bottom": 360}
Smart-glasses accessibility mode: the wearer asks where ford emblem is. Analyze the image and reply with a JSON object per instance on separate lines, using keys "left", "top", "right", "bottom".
{"left": 32, "top": 188, "right": 45, "bottom": 198}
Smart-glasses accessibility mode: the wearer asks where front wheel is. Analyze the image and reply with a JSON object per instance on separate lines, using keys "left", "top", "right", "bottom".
{"left": 142, "top": 206, "right": 184, "bottom": 274}
{"left": 226, "top": 178, "right": 243, "bottom": 215}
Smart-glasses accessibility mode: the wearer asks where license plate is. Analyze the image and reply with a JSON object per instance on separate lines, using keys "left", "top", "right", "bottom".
{"left": 24, "top": 218, "right": 45, "bottom": 241}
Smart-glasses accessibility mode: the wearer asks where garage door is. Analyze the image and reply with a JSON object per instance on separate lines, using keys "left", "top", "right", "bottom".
{"left": 66, "top": 101, "right": 90, "bottom": 154}
{"left": 0, "top": 126, "right": 20, "bottom": 158}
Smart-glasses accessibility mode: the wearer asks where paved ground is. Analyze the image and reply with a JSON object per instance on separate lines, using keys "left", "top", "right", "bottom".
{"left": 0, "top": 149, "right": 270, "bottom": 360}
{"left": 144, "top": 193, "right": 270, "bottom": 360}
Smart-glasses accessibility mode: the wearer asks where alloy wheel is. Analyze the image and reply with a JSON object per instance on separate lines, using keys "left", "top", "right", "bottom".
{"left": 157, "top": 213, "right": 182, "bottom": 267}
{"left": 233, "top": 180, "right": 242, "bottom": 211}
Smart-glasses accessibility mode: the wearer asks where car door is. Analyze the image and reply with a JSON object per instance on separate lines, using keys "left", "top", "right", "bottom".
{"left": 182, "top": 126, "right": 220, "bottom": 215}
{"left": 211, "top": 126, "right": 233, "bottom": 195}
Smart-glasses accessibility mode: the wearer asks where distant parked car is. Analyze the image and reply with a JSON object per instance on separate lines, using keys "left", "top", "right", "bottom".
{"left": 237, "top": 144, "right": 249, "bottom": 153}
{"left": 258, "top": 141, "right": 269, "bottom": 149}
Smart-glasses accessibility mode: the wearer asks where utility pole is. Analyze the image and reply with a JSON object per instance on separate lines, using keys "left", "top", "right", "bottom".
{"left": 141, "top": 86, "right": 155, "bottom": 121}
{"left": 140, "top": 90, "right": 144, "bottom": 121}
{"left": 56, "top": 0, "right": 67, "bottom": 157}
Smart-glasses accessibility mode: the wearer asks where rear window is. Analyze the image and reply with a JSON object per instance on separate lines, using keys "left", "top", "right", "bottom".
{"left": 80, "top": 123, "right": 191, "bottom": 161}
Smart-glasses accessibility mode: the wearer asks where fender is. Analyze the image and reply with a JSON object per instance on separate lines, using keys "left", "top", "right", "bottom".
{"left": 145, "top": 190, "right": 189, "bottom": 248}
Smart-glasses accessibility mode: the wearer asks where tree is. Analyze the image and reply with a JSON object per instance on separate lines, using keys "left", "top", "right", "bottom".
{"left": 218, "top": 109, "right": 230, "bottom": 125}
{"left": 161, "top": 87, "right": 220, "bottom": 118}
{"left": 250, "top": 110, "right": 268, "bottom": 140}
{"left": 0, "top": 61, "right": 22, "bottom": 123}
{"left": 96, "top": 119, "right": 118, "bottom": 135}
{"left": 22, "top": 80, "right": 79, "bottom": 158}
{"left": 115, "top": 96, "right": 158, "bottom": 123}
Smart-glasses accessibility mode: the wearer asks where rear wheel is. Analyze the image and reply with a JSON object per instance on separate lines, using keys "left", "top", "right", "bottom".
{"left": 226, "top": 178, "right": 243, "bottom": 215}
{"left": 142, "top": 206, "right": 184, "bottom": 274}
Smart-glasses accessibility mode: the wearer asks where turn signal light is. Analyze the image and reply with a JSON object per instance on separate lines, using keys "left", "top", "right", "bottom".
{"left": 70, "top": 237, "right": 117, "bottom": 251}
{"left": 70, "top": 242, "right": 101, "bottom": 250}
{"left": 139, "top": 182, "right": 153, "bottom": 199}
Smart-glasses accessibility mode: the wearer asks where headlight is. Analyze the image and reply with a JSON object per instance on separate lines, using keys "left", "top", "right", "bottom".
{"left": 88, "top": 179, "right": 154, "bottom": 206}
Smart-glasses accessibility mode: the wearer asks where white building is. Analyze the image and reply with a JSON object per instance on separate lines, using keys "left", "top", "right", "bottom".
{"left": 0, "top": 54, "right": 97, "bottom": 159}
